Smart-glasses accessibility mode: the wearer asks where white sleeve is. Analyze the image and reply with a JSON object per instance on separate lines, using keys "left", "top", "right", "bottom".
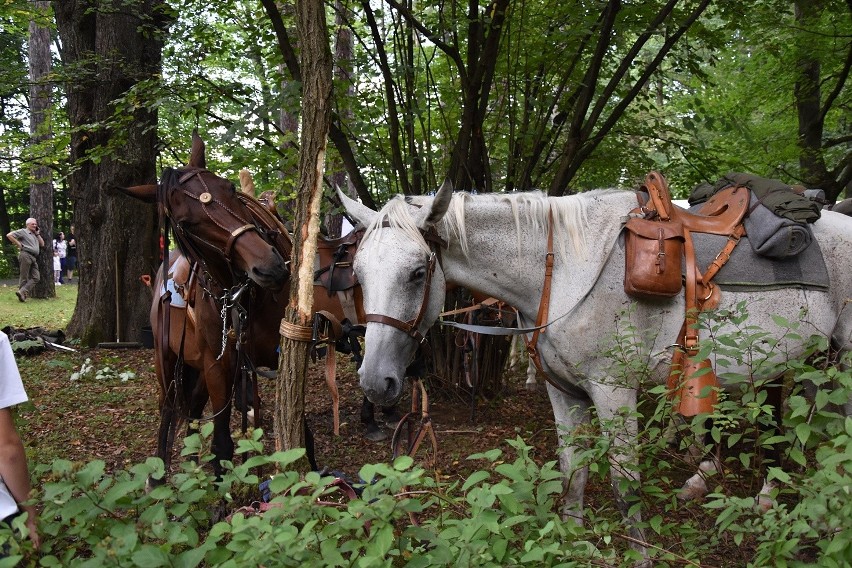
{"left": 0, "top": 332, "right": 28, "bottom": 409}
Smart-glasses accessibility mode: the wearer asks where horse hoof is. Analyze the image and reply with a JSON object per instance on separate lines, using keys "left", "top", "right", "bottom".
{"left": 364, "top": 427, "right": 388, "bottom": 442}
{"left": 677, "top": 475, "right": 708, "bottom": 502}
{"left": 525, "top": 381, "right": 539, "bottom": 392}
{"left": 145, "top": 475, "right": 165, "bottom": 494}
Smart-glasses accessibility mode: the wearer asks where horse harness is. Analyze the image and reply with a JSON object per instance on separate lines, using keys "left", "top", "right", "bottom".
{"left": 362, "top": 224, "right": 446, "bottom": 348}
{"left": 625, "top": 171, "right": 750, "bottom": 415}
{"left": 156, "top": 167, "right": 292, "bottom": 424}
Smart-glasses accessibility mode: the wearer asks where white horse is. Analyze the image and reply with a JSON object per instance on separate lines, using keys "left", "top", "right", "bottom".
{"left": 340, "top": 182, "right": 852, "bottom": 560}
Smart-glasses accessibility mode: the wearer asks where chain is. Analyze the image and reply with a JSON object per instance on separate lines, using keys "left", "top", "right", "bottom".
{"left": 216, "top": 281, "right": 250, "bottom": 360}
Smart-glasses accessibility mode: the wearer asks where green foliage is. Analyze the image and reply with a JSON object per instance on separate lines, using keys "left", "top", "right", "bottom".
{"left": 3, "top": 309, "right": 850, "bottom": 566}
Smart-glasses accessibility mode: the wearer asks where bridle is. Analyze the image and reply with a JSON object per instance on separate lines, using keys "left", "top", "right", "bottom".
{"left": 160, "top": 167, "right": 274, "bottom": 272}
{"left": 362, "top": 225, "right": 445, "bottom": 349}
{"left": 156, "top": 166, "right": 290, "bottom": 361}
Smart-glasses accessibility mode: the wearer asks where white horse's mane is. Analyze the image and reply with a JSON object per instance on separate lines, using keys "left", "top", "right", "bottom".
{"left": 364, "top": 189, "right": 622, "bottom": 264}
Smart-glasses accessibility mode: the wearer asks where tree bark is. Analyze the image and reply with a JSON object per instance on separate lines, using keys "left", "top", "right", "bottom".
{"left": 53, "top": 0, "right": 169, "bottom": 345}
{"left": 28, "top": 0, "right": 54, "bottom": 299}
{"left": 274, "top": 0, "right": 333, "bottom": 473}
{"left": 792, "top": 0, "right": 851, "bottom": 201}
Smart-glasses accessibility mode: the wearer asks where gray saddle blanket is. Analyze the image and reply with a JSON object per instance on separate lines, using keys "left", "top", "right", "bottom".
{"left": 690, "top": 233, "right": 828, "bottom": 291}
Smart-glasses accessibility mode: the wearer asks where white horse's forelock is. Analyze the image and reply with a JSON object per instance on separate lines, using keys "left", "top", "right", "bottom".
{"left": 363, "top": 190, "right": 610, "bottom": 265}
{"left": 362, "top": 195, "right": 432, "bottom": 257}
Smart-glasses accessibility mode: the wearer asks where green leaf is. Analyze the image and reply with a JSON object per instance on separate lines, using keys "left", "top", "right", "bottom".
{"left": 795, "top": 422, "right": 811, "bottom": 445}
{"left": 462, "top": 470, "right": 490, "bottom": 491}
{"left": 131, "top": 545, "right": 170, "bottom": 567}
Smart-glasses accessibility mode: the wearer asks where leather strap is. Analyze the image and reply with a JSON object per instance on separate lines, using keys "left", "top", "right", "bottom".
{"left": 524, "top": 211, "right": 555, "bottom": 374}
{"left": 224, "top": 224, "right": 258, "bottom": 261}
{"left": 365, "top": 252, "right": 437, "bottom": 345}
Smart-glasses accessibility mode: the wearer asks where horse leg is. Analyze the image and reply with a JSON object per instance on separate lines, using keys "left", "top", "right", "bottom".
{"left": 304, "top": 418, "right": 318, "bottom": 471}
{"left": 586, "top": 384, "right": 649, "bottom": 562}
{"left": 361, "top": 396, "right": 387, "bottom": 442}
{"left": 210, "top": 401, "right": 234, "bottom": 479}
{"left": 677, "top": 418, "right": 720, "bottom": 502}
{"left": 546, "top": 384, "right": 592, "bottom": 524}
{"left": 147, "top": 397, "right": 177, "bottom": 492}
{"left": 526, "top": 360, "right": 538, "bottom": 391}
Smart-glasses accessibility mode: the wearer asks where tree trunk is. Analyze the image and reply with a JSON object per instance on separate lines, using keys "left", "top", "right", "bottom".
{"left": 326, "top": 0, "right": 355, "bottom": 238}
{"left": 274, "top": 0, "right": 333, "bottom": 473}
{"left": 792, "top": 0, "right": 850, "bottom": 202}
{"left": 28, "top": 1, "right": 54, "bottom": 299}
{"left": 53, "top": 1, "right": 168, "bottom": 346}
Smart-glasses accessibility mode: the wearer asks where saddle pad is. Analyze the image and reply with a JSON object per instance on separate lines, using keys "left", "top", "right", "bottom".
{"left": 690, "top": 233, "right": 828, "bottom": 291}
{"left": 160, "top": 279, "right": 188, "bottom": 308}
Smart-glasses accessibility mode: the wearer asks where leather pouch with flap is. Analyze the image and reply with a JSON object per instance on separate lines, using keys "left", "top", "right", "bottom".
{"left": 623, "top": 217, "right": 684, "bottom": 298}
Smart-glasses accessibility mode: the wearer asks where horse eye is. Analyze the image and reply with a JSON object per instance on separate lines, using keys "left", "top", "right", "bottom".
{"left": 410, "top": 267, "right": 426, "bottom": 282}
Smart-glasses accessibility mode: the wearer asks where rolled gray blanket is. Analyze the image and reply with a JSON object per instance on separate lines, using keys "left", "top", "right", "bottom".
{"left": 745, "top": 191, "right": 813, "bottom": 258}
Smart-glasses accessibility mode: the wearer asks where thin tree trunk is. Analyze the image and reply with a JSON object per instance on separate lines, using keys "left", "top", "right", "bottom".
{"left": 275, "top": 0, "right": 333, "bottom": 473}
{"left": 28, "top": 0, "right": 53, "bottom": 299}
{"left": 326, "top": 0, "right": 355, "bottom": 238}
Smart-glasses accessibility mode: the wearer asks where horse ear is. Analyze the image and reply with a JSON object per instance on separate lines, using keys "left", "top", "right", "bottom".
{"left": 188, "top": 130, "right": 207, "bottom": 169}
{"left": 239, "top": 169, "right": 255, "bottom": 196}
{"left": 114, "top": 184, "right": 158, "bottom": 203}
{"left": 338, "top": 188, "right": 378, "bottom": 227}
{"left": 415, "top": 178, "right": 453, "bottom": 230}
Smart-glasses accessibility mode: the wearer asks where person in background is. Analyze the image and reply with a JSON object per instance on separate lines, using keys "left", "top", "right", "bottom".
{"left": 52, "top": 232, "right": 67, "bottom": 285}
{"left": 53, "top": 250, "right": 61, "bottom": 286}
{"left": 0, "top": 331, "right": 39, "bottom": 550}
{"left": 65, "top": 226, "right": 77, "bottom": 284}
{"left": 6, "top": 218, "right": 44, "bottom": 303}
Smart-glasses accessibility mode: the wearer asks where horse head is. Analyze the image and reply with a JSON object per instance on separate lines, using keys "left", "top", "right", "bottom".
{"left": 339, "top": 180, "right": 453, "bottom": 405}
{"left": 116, "top": 132, "right": 289, "bottom": 290}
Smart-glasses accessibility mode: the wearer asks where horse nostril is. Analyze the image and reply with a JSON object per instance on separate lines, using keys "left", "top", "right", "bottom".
{"left": 384, "top": 376, "right": 398, "bottom": 396}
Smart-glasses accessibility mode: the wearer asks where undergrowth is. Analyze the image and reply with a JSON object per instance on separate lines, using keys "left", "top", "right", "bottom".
{"left": 0, "top": 303, "right": 850, "bottom": 567}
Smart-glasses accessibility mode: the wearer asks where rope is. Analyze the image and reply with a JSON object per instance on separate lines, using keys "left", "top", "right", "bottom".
{"left": 279, "top": 319, "right": 314, "bottom": 342}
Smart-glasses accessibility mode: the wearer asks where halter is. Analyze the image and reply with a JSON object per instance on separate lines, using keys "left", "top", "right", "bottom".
{"left": 363, "top": 225, "right": 445, "bottom": 347}
{"left": 165, "top": 168, "right": 265, "bottom": 269}
{"left": 157, "top": 166, "right": 291, "bottom": 363}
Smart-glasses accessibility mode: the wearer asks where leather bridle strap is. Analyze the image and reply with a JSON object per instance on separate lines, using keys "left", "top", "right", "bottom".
{"left": 224, "top": 224, "right": 256, "bottom": 261}
{"left": 524, "top": 211, "right": 555, "bottom": 374}
{"left": 365, "top": 252, "right": 437, "bottom": 345}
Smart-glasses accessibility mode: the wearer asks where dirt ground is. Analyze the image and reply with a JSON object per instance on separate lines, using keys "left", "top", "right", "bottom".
{"left": 19, "top": 345, "right": 761, "bottom": 566}
{"left": 22, "top": 345, "right": 557, "bottom": 484}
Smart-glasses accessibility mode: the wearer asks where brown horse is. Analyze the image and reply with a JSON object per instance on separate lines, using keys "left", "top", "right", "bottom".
{"left": 117, "top": 133, "right": 295, "bottom": 480}
{"left": 118, "top": 134, "right": 394, "bottom": 482}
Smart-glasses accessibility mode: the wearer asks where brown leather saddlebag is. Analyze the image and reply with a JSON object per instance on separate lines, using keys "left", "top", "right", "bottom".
{"left": 623, "top": 217, "right": 684, "bottom": 299}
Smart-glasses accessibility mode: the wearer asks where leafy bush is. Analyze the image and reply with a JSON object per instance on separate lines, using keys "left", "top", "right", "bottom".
{"left": 1, "top": 306, "right": 850, "bottom": 566}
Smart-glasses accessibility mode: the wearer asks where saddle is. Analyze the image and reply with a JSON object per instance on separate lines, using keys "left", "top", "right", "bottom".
{"left": 624, "top": 171, "right": 750, "bottom": 416}
{"left": 167, "top": 254, "right": 197, "bottom": 307}
{"left": 314, "top": 229, "right": 364, "bottom": 295}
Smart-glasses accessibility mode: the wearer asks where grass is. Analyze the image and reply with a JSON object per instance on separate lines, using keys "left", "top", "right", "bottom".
{"left": 0, "top": 282, "right": 77, "bottom": 330}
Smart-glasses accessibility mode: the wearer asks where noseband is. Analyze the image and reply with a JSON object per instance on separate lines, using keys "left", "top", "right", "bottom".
{"left": 363, "top": 226, "right": 445, "bottom": 346}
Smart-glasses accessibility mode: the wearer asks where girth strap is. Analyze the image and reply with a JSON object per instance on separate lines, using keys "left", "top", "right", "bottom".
{"left": 524, "top": 211, "right": 555, "bottom": 375}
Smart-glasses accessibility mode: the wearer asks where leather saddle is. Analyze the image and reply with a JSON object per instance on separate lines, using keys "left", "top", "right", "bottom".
{"left": 314, "top": 229, "right": 364, "bottom": 295}
{"left": 630, "top": 171, "right": 751, "bottom": 416}
{"left": 166, "top": 254, "right": 197, "bottom": 307}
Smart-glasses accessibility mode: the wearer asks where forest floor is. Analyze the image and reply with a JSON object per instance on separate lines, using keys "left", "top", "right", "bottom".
{"left": 10, "top": 343, "right": 767, "bottom": 566}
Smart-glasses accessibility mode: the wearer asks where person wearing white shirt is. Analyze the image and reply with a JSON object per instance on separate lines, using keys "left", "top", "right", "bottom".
{"left": 0, "top": 331, "right": 39, "bottom": 549}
